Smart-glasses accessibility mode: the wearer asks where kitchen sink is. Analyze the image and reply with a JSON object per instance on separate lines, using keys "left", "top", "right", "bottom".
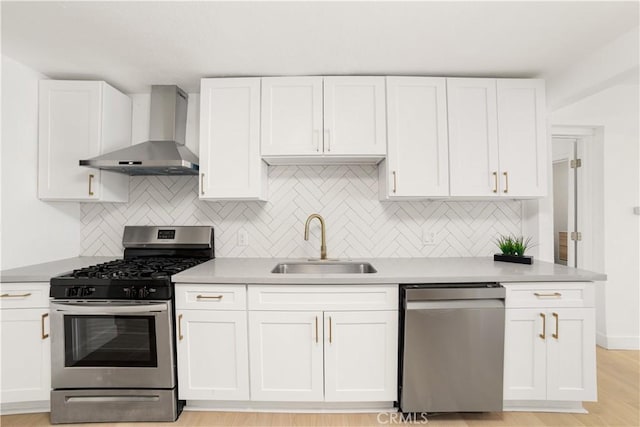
{"left": 271, "top": 261, "right": 377, "bottom": 274}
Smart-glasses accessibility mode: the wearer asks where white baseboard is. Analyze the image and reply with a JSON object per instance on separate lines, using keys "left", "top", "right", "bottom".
{"left": 0, "top": 400, "right": 50, "bottom": 415}
{"left": 184, "top": 401, "right": 395, "bottom": 413}
{"left": 502, "top": 400, "right": 587, "bottom": 414}
{"left": 597, "top": 333, "right": 640, "bottom": 350}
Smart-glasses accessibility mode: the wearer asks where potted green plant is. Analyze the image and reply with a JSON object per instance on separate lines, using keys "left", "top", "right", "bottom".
{"left": 494, "top": 235, "right": 533, "bottom": 264}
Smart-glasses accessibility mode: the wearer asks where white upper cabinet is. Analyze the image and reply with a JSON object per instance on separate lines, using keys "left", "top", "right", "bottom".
{"left": 261, "top": 76, "right": 386, "bottom": 163}
{"left": 496, "top": 79, "right": 547, "bottom": 197}
{"left": 447, "top": 78, "right": 547, "bottom": 198}
{"left": 381, "top": 77, "right": 449, "bottom": 199}
{"left": 199, "top": 78, "right": 268, "bottom": 201}
{"left": 261, "top": 77, "right": 323, "bottom": 156}
{"left": 323, "top": 77, "right": 386, "bottom": 157}
{"left": 447, "top": 78, "right": 500, "bottom": 197}
{"left": 38, "top": 80, "right": 130, "bottom": 202}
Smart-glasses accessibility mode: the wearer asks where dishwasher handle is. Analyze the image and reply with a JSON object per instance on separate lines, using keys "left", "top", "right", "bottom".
{"left": 404, "top": 285, "right": 505, "bottom": 302}
{"left": 406, "top": 299, "right": 505, "bottom": 310}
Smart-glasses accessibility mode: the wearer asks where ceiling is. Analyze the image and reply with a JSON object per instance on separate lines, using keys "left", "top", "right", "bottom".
{"left": 2, "top": 1, "right": 638, "bottom": 93}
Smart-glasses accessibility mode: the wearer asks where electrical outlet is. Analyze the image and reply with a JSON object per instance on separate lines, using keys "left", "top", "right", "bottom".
{"left": 422, "top": 228, "right": 436, "bottom": 246}
{"left": 237, "top": 229, "right": 249, "bottom": 247}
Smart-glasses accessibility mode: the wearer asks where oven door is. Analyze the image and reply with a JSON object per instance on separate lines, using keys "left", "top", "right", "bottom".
{"left": 50, "top": 300, "right": 175, "bottom": 389}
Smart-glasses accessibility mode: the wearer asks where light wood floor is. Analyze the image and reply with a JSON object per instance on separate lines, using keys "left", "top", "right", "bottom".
{"left": 2, "top": 347, "right": 638, "bottom": 427}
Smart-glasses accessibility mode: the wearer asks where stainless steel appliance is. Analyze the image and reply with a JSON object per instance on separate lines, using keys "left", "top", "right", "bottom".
{"left": 49, "top": 226, "right": 214, "bottom": 424}
{"left": 79, "top": 85, "right": 199, "bottom": 175}
{"left": 399, "top": 283, "right": 506, "bottom": 414}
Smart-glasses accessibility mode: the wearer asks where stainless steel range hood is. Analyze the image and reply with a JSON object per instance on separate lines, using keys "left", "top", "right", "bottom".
{"left": 80, "top": 85, "right": 199, "bottom": 175}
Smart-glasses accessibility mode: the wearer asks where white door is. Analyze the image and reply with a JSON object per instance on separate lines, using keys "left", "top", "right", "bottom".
{"left": 496, "top": 79, "right": 547, "bottom": 197}
{"left": 552, "top": 138, "right": 577, "bottom": 267}
{"left": 323, "top": 76, "right": 386, "bottom": 156}
{"left": 324, "top": 311, "right": 398, "bottom": 402}
{"left": 503, "top": 308, "right": 547, "bottom": 400}
{"left": 261, "top": 77, "right": 323, "bottom": 156}
{"left": 0, "top": 309, "right": 50, "bottom": 403}
{"left": 38, "top": 80, "right": 102, "bottom": 200}
{"left": 546, "top": 308, "right": 597, "bottom": 401}
{"left": 249, "top": 311, "right": 324, "bottom": 401}
{"left": 447, "top": 78, "right": 499, "bottom": 196}
{"left": 177, "top": 310, "right": 249, "bottom": 401}
{"left": 385, "top": 77, "right": 449, "bottom": 198}
{"left": 199, "top": 78, "right": 267, "bottom": 200}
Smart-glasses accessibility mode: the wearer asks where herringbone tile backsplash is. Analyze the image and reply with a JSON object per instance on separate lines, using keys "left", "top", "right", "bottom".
{"left": 81, "top": 165, "right": 522, "bottom": 258}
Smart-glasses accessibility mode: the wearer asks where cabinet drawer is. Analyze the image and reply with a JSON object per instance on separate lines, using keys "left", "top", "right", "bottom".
{"left": 0, "top": 283, "right": 50, "bottom": 309}
{"left": 175, "top": 284, "right": 246, "bottom": 310}
{"left": 248, "top": 285, "right": 398, "bottom": 311}
{"left": 503, "top": 282, "right": 594, "bottom": 308}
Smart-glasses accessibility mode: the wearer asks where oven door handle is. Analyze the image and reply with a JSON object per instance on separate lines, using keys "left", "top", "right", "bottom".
{"left": 51, "top": 302, "right": 168, "bottom": 314}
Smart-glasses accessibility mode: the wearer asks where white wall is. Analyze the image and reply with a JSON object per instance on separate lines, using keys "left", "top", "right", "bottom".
{"left": 1, "top": 55, "right": 81, "bottom": 270}
{"left": 551, "top": 83, "right": 640, "bottom": 349}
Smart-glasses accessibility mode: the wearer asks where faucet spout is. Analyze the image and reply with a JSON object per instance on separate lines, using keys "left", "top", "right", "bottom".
{"left": 304, "top": 214, "right": 327, "bottom": 260}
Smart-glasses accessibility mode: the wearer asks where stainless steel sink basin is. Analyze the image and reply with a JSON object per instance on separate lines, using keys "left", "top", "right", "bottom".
{"left": 271, "top": 261, "right": 377, "bottom": 274}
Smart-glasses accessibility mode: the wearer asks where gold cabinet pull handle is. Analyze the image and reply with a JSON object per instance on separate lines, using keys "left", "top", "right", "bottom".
{"left": 178, "top": 314, "right": 184, "bottom": 341}
{"left": 503, "top": 171, "right": 509, "bottom": 193}
{"left": 552, "top": 312, "right": 559, "bottom": 339}
{"left": 196, "top": 294, "right": 223, "bottom": 300}
{"left": 392, "top": 171, "right": 397, "bottom": 194}
{"left": 1, "top": 292, "right": 32, "bottom": 298}
{"left": 539, "top": 313, "right": 546, "bottom": 340}
{"left": 200, "top": 173, "right": 205, "bottom": 195}
{"left": 534, "top": 292, "right": 562, "bottom": 298}
{"left": 329, "top": 316, "right": 333, "bottom": 344}
{"left": 88, "top": 174, "right": 95, "bottom": 196}
{"left": 41, "top": 313, "right": 49, "bottom": 340}
{"left": 315, "top": 316, "right": 319, "bottom": 343}
{"left": 492, "top": 171, "right": 498, "bottom": 193}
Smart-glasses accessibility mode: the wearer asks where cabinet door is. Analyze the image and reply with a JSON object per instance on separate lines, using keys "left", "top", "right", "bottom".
{"left": 447, "top": 78, "right": 500, "bottom": 196}
{"left": 199, "top": 78, "right": 267, "bottom": 200}
{"left": 38, "top": 80, "right": 102, "bottom": 200}
{"left": 503, "top": 308, "right": 547, "bottom": 400}
{"left": 261, "top": 77, "right": 323, "bottom": 156}
{"left": 249, "top": 311, "right": 323, "bottom": 401}
{"left": 323, "top": 77, "right": 386, "bottom": 156}
{"left": 324, "top": 311, "right": 398, "bottom": 402}
{"left": 384, "top": 77, "right": 449, "bottom": 198}
{"left": 497, "top": 79, "right": 547, "bottom": 197}
{"left": 546, "top": 308, "right": 597, "bottom": 401}
{"left": 177, "top": 310, "right": 249, "bottom": 400}
{"left": 0, "top": 309, "right": 50, "bottom": 403}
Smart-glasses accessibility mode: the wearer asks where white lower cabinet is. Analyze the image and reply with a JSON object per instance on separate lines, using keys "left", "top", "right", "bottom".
{"left": 0, "top": 283, "right": 51, "bottom": 407}
{"left": 175, "top": 284, "right": 250, "bottom": 401}
{"left": 248, "top": 311, "right": 324, "bottom": 401}
{"left": 247, "top": 285, "right": 399, "bottom": 403}
{"left": 503, "top": 283, "right": 597, "bottom": 404}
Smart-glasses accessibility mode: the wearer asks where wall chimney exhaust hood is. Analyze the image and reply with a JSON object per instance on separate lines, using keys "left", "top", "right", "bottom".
{"left": 80, "top": 85, "right": 199, "bottom": 175}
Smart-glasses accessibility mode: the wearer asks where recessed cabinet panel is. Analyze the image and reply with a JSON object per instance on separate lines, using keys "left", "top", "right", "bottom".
{"left": 503, "top": 309, "right": 547, "bottom": 400}
{"left": 497, "top": 79, "right": 547, "bottom": 197}
{"left": 199, "top": 78, "right": 267, "bottom": 200}
{"left": 177, "top": 310, "right": 249, "bottom": 400}
{"left": 546, "top": 308, "right": 596, "bottom": 401}
{"left": 384, "top": 77, "right": 449, "bottom": 198}
{"left": 324, "top": 311, "right": 398, "bottom": 402}
{"left": 447, "top": 78, "right": 499, "bottom": 197}
{"left": 323, "top": 77, "right": 386, "bottom": 156}
{"left": 0, "top": 308, "right": 50, "bottom": 403}
{"left": 248, "top": 311, "right": 324, "bottom": 401}
{"left": 38, "top": 81, "right": 130, "bottom": 202}
{"left": 261, "top": 77, "right": 323, "bottom": 155}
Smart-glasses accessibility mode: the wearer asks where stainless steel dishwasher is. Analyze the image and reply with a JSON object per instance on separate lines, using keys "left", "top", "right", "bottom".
{"left": 399, "top": 283, "right": 506, "bottom": 413}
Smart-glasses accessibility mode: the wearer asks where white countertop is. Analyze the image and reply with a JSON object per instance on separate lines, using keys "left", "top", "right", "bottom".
{"left": 0, "top": 257, "right": 116, "bottom": 283}
{"left": 171, "top": 257, "right": 607, "bottom": 285}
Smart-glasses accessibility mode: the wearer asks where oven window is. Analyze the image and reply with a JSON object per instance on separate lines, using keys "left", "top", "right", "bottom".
{"left": 64, "top": 315, "right": 158, "bottom": 367}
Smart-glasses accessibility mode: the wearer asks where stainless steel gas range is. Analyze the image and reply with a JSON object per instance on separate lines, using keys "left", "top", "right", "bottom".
{"left": 48, "top": 226, "right": 214, "bottom": 424}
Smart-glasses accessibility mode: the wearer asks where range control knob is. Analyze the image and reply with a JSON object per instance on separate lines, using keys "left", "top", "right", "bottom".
{"left": 137, "top": 287, "right": 150, "bottom": 298}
